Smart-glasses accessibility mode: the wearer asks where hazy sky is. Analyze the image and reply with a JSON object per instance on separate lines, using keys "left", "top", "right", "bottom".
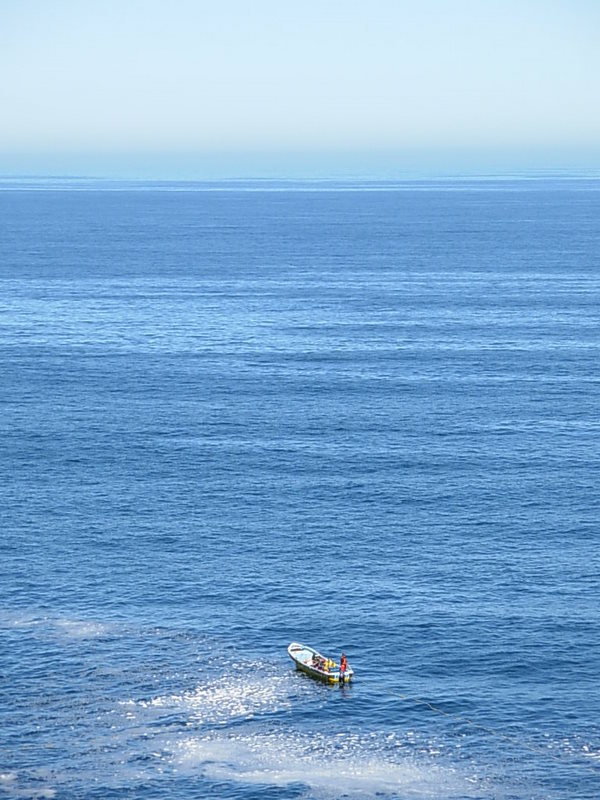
{"left": 1, "top": 0, "right": 599, "bottom": 177}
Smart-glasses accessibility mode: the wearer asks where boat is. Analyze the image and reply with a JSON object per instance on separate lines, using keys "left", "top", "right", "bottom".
{"left": 288, "top": 642, "right": 353, "bottom": 684}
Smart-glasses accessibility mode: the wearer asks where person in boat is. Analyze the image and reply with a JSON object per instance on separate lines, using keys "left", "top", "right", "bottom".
{"left": 340, "top": 653, "right": 348, "bottom": 679}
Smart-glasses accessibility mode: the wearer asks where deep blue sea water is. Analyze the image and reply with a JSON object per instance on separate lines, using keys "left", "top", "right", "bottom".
{"left": 1, "top": 179, "right": 599, "bottom": 799}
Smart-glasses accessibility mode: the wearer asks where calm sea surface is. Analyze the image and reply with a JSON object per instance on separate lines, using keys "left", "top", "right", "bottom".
{"left": 1, "top": 180, "right": 599, "bottom": 799}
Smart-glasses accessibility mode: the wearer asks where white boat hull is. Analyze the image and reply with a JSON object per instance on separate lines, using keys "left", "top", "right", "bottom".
{"left": 288, "top": 642, "right": 353, "bottom": 684}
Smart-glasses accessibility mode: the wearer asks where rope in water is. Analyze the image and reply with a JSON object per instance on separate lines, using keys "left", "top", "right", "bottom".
{"left": 388, "top": 689, "right": 600, "bottom": 775}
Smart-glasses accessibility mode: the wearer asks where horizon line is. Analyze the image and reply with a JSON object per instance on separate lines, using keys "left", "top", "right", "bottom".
{"left": 1, "top": 169, "right": 600, "bottom": 182}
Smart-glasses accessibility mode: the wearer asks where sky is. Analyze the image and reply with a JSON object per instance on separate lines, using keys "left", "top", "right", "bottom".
{"left": 1, "top": 0, "right": 599, "bottom": 178}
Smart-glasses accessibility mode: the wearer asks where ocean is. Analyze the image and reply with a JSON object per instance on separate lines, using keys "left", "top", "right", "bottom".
{"left": 1, "top": 178, "right": 599, "bottom": 799}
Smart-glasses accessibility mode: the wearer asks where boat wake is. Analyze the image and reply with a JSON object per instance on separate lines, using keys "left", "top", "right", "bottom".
{"left": 1, "top": 616, "right": 505, "bottom": 798}
{"left": 119, "top": 663, "right": 490, "bottom": 798}
{"left": 130, "top": 670, "right": 301, "bottom": 725}
{"left": 174, "top": 729, "right": 488, "bottom": 799}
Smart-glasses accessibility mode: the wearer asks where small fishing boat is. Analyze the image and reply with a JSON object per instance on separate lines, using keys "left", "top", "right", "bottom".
{"left": 288, "top": 642, "right": 353, "bottom": 684}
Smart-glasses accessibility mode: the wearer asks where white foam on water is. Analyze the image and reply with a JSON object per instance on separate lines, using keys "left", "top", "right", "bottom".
{"left": 547, "top": 734, "right": 600, "bottom": 770}
{"left": 53, "top": 618, "right": 111, "bottom": 639}
{"left": 0, "top": 609, "right": 112, "bottom": 640}
{"left": 0, "top": 611, "right": 45, "bottom": 630}
{"left": 115, "top": 664, "right": 496, "bottom": 798}
{"left": 131, "top": 672, "right": 299, "bottom": 725}
{"left": 0, "top": 772, "right": 56, "bottom": 799}
{"left": 581, "top": 744, "right": 600, "bottom": 761}
{"left": 174, "top": 730, "right": 488, "bottom": 799}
